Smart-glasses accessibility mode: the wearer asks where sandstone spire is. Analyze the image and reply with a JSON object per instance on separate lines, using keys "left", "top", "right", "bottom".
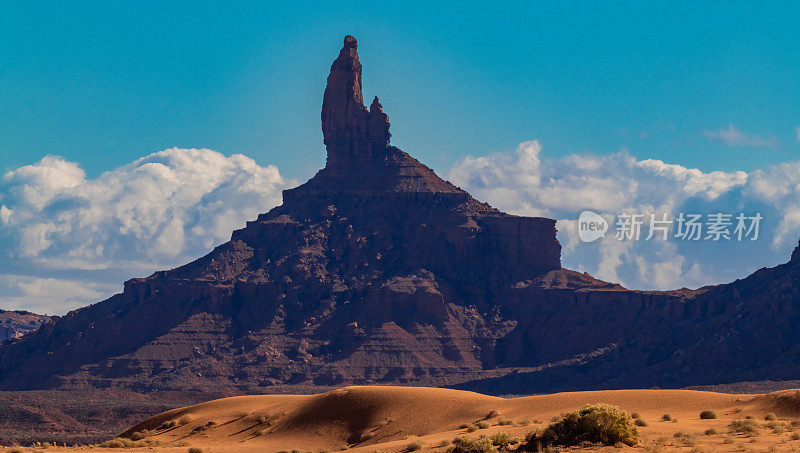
{"left": 321, "top": 35, "right": 390, "bottom": 168}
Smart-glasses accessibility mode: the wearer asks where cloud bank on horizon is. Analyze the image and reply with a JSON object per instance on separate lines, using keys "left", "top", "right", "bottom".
{"left": 448, "top": 141, "right": 800, "bottom": 290}
{"left": 1, "top": 144, "right": 799, "bottom": 314}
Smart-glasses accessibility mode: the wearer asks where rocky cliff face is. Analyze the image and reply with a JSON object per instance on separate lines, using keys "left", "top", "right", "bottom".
{"left": 0, "top": 36, "right": 567, "bottom": 392}
{"left": 0, "top": 310, "right": 49, "bottom": 342}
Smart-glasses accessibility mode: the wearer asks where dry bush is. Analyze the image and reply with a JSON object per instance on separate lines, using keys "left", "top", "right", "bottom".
{"left": 672, "top": 432, "right": 698, "bottom": 447}
{"left": 488, "top": 431, "right": 519, "bottom": 446}
{"left": 406, "top": 440, "right": 424, "bottom": 451}
{"left": 700, "top": 410, "right": 717, "bottom": 419}
{"left": 475, "top": 421, "right": 490, "bottom": 429}
{"left": 729, "top": 419, "right": 761, "bottom": 435}
{"left": 161, "top": 419, "right": 177, "bottom": 429}
{"left": 130, "top": 429, "right": 153, "bottom": 440}
{"left": 660, "top": 414, "right": 672, "bottom": 422}
{"left": 791, "top": 431, "right": 800, "bottom": 440}
{"left": 497, "top": 418, "right": 513, "bottom": 426}
{"left": 446, "top": 436, "right": 495, "bottom": 453}
{"left": 188, "top": 448, "right": 204, "bottom": 453}
{"left": 765, "top": 413, "right": 777, "bottom": 421}
{"left": 634, "top": 418, "right": 647, "bottom": 427}
{"left": 704, "top": 428, "right": 717, "bottom": 435}
{"left": 523, "top": 403, "right": 638, "bottom": 451}
{"left": 178, "top": 414, "right": 193, "bottom": 425}
{"left": 100, "top": 437, "right": 151, "bottom": 448}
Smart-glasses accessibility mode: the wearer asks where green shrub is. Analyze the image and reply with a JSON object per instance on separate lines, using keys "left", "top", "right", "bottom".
{"left": 660, "top": 414, "right": 672, "bottom": 422}
{"left": 634, "top": 418, "right": 647, "bottom": 427}
{"left": 446, "top": 436, "right": 495, "bottom": 453}
{"left": 522, "top": 404, "right": 638, "bottom": 450}
{"left": 729, "top": 419, "right": 761, "bottom": 435}
{"left": 765, "top": 413, "right": 777, "bottom": 421}
{"left": 700, "top": 410, "right": 717, "bottom": 419}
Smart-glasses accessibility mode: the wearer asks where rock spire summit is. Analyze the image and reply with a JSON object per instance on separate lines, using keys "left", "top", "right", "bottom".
{"left": 321, "top": 35, "right": 390, "bottom": 168}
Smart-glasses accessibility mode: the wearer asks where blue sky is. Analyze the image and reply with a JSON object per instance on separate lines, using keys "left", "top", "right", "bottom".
{"left": 2, "top": 1, "right": 798, "bottom": 179}
{"left": 1, "top": 1, "right": 800, "bottom": 313}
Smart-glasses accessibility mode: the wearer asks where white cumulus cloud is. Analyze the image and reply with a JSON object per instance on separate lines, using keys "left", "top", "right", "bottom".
{"left": 448, "top": 141, "right": 799, "bottom": 290}
{"left": 0, "top": 148, "right": 294, "bottom": 313}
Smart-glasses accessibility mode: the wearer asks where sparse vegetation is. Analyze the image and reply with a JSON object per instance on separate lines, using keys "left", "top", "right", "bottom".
{"left": 792, "top": 431, "right": 800, "bottom": 440}
{"left": 487, "top": 431, "right": 519, "bottom": 446}
{"left": 446, "top": 436, "right": 495, "bottom": 453}
{"left": 161, "top": 419, "right": 178, "bottom": 429}
{"left": 497, "top": 418, "right": 513, "bottom": 426}
{"left": 634, "top": 418, "right": 647, "bottom": 427}
{"left": 729, "top": 419, "right": 761, "bottom": 435}
{"left": 475, "top": 420, "right": 490, "bottom": 429}
{"left": 437, "top": 439, "right": 451, "bottom": 447}
{"left": 99, "top": 437, "right": 159, "bottom": 448}
{"left": 672, "top": 432, "right": 698, "bottom": 447}
{"left": 130, "top": 429, "right": 152, "bottom": 440}
{"left": 523, "top": 403, "right": 638, "bottom": 450}
{"left": 630, "top": 412, "right": 640, "bottom": 419}
{"left": 188, "top": 448, "right": 204, "bottom": 453}
{"left": 704, "top": 428, "right": 717, "bottom": 435}
{"left": 360, "top": 432, "right": 375, "bottom": 441}
{"left": 178, "top": 414, "right": 193, "bottom": 425}
{"left": 661, "top": 414, "right": 672, "bottom": 422}
{"left": 700, "top": 410, "right": 717, "bottom": 419}
{"left": 406, "top": 439, "right": 424, "bottom": 451}
{"left": 765, "top": 413, "right": 777, "bottom": 421}
{"left": 517, "top": 419, "right": 531, "bottom": 426}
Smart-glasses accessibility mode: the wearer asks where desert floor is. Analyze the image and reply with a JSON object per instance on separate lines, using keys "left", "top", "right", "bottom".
{"left": 5, "top": 385, "right": 800, "bottom": 452}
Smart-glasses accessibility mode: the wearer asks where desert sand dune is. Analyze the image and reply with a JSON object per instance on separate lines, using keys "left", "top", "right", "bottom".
{"left": 12, "top": 386, "right": 800, "bottom": 452}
